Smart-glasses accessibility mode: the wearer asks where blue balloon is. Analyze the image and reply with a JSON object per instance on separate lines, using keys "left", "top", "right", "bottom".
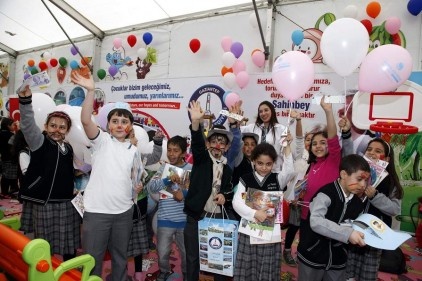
{"left": 223, "top": 90, "right": 232, "bottom": 103}
{"left": 70, "top": 60, "right": 79, "bottom": 70}
{"left": 291, "top": 30, "right": 304, "bottom": 46}
{"left": 143, "top": 32, "right": 153, "bottom": 45}
{"left": 408, "top": 0, "right": 422, "bottom": 16}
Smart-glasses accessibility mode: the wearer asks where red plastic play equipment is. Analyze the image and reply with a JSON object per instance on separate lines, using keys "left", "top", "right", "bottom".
{"left": 0, "top": 222, "right": 102, "bottom": 281}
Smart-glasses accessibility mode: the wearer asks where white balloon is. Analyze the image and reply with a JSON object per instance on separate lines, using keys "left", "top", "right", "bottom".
{"left": 32, "top": 93, "right": 56, "bottom": 131}
{"left": 343, "top": 5, "right": 358, "bottom": 19}
{"left": 223, "top": 72, "right": 236, "bottom": 89}
{"left": 137, "top": 48, "right": 147, "bottom": 60}
{"left": 42, "top": 51, "right": 52, "bottom": 60}
{"left": 133, "top": 124, "right": 150, "bottom": 148}
{"left": 321, "top": 18, "right": 369, "bottom": 77}
{"left": 62, "top": 106, "right": 94, "bottom": 147}
{"left": 222, "top": 52, "right": 236, "bottom": 68}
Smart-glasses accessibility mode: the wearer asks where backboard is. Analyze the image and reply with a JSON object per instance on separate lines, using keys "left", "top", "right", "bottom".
{"left": 352, "top": 80, "right": 422, "bottom": 134}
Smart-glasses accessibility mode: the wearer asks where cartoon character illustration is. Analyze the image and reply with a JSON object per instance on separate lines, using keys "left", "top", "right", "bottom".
{"left": 291, "top": 13, "right": 335, "bottom": 63}
{"left": 136, "top": 47, "right": 157, "bottom": 79}
{"left": 369, "top": 21, "right": 406, "bottom": 51}
{"left": 106, "top": 49, "right": 132, "bottom": 80}
{"left": 292, "top": 28, "right": 323, "bottom": 63}
{"left": 0, "top": 63, "right": 9, "bottom": 88}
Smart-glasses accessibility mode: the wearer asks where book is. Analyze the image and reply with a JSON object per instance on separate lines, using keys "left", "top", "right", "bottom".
{"left": 159, "top": 163, "right": 191, "bottom": 199}
{"left": 238, "top": 188, "right": 283, "bottom": 241}
{"left": 249, "top": 224, "right": 282, "bottom": 244}
{"left": 131, "top": 150, "right": 145, "bottom": 200}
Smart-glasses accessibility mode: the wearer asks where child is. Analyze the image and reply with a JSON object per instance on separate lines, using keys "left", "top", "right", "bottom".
{"left": 128, "top": 128, "right": 164, "bottom": 281}
{"left": 73, "top": 72, "right": 144, "bottom": 281}
{"left": 0, "top": 117, "right": 18, "bottom": 197}
{"left": 12, "top": 129, "right": 33, "bottom": 234}
{"left": 300, "top": 96, "right": 342, "bottom": 223}
{"left": 227, "top": 132, "right": 259, "bottom": 221}
{"left": 232, "top": 132, "right": 259, "bottom": 187}
{"left": 297, "top": 154, "right": 369, "bottom": 281}
{"left": 17, "top": 86, "right": 80, "bottom": 261}
{"left": 146, "top": 135, "right": 192, "bottom": 281}
{"left": 346, "top": 138, "right": 404, "bottom": 281}
{"left": 184, "top": 100, "right": 236, "bottom": 281}
{"left": 232, "top": 142, "right": 295, "bottom": 281}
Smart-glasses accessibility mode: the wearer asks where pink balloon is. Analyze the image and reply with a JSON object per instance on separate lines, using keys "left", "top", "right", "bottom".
{"left": 96, "top": 102, "right": 116, "bottom": 131}
{"left": 252, "top": 50, "right": 265, "bottom": 67}
{"left": 221, "top": 36, "right": 232, "bottom": 52}
{"left": 224, "top": 92, "right": 240, "bottom": 108}
{"left": 359, "top": 44, "right": 412, "bottom": 93}
{"left": 113, "top": 38, "right": 122, "bottom": 49}
{"left": 235, "top": 71, "right": 250, "bottom": 89}
{"left": 385, "top": 17, "right": 401, "bottom": 35}
{"left": 232, "top": 60, "right": 246, "bottom": 75}
{"left": 272, "top": 51, "right": 315, "bottom": 102}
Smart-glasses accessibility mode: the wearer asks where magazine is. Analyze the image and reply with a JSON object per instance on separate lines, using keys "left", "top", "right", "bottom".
{"left": 293, "top": 177, "right": 308, "bottom": 201}
{"left": 363, "top": 155, "right": 389, "bottom": 188}
{"left": 159, "top": 163, "right": 191, "bottom": 199}
{"left": 238, "top": 188, "right": 283, "bottom": 241}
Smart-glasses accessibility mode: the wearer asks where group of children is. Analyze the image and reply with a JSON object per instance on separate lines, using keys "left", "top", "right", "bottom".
{"left": 13, "top": 70, "right": 404, "bottom": 281}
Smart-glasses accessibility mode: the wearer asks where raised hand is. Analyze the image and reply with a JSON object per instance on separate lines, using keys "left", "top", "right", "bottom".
{"left": 338, "top": 115, "right": 351, "bottom": 132}
{"left": 71, "top": 72, "right": 95, "bottom": 91}
{"left": 188, "top": 100, "right": 205, "bottom": 121}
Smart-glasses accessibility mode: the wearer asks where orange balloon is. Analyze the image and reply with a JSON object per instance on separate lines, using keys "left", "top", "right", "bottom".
{"left": 221, "top": 66, "right": 233, "bottom": 76}
{"left": 28, "top": 59, "right": 35, "bottom": 67}
{"left": 366, "top": 1, "right": 381, "bottom": 19}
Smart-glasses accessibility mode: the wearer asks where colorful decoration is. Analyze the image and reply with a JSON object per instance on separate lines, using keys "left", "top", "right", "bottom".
{"left": 367, "top": 1, "right": 381, "bottom": 19}
{"left": 143, "top": 32, "right": 153, "bottom": 45}
{"left": 97, "top": 69, "right": 106, "bottom": 80}
{"left": 127, "top": 34, "right": 137, "bottom": 47}
{"left": 189, "top": 39, "right": 201, "bottom": 53}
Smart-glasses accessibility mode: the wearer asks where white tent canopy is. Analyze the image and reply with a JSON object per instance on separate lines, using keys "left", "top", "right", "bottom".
{"left": 0, "top": 0, "right": 273, "bottom": 57}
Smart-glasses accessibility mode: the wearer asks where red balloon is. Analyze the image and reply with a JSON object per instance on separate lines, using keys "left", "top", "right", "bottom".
{"left": 39, "top": 61, "right": 48, "bottom": 71}
{"left": 360, "top": 19, "right": 373, "bottom": 34}
{"left": 127, "top": 34, "right": 137, "bottom": 48}
{"left": 50, "top": 58, "right": 58, "bottom": 67}
{"left": 189, "top": 38, "right": 201, "bottom": 53}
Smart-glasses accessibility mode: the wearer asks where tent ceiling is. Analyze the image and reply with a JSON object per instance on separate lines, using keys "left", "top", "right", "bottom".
{"left": 0, "top": 0, "right": 266, "bottom": 57}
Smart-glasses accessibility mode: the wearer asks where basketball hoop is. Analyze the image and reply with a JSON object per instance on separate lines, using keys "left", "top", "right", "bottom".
{"left": 370, "top": 121, "right": 418, "bottom": 134}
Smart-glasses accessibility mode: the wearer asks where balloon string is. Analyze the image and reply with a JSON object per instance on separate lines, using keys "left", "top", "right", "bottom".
{"left": 343, "top": 77, "right": 347, "bottom": 116}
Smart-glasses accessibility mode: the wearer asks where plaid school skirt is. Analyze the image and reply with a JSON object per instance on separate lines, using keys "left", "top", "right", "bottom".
{"left": 2, "top": 161, "right": 18, "bottom": 179}
{"left": 32, "top": 201, "right": 81, "bottom": 255}
{"left": 20, "top": 201, "right": 34, "bottom": 234}
{"left": 346, "top": 245, "right": 382, "bottom": 281}
{"left": 127, "top": 215, "right": 149, "bottom": 257}
{"left": 233, "top": 233, "right": 282, "bottom": 281}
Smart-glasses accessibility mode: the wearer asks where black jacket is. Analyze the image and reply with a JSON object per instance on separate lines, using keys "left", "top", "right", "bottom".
{"left": 184, "top": 126, "right": 233, "bottom": 221}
